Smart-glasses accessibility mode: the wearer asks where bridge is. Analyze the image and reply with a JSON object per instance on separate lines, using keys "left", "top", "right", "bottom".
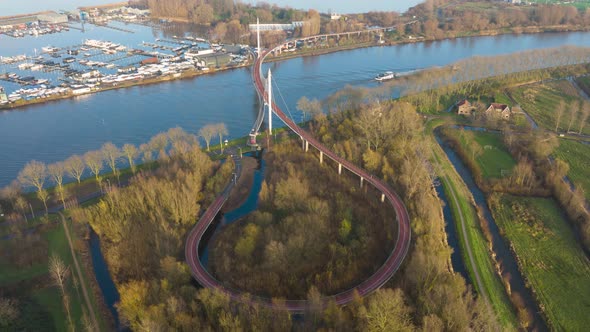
{"left": 186, "top": 25, "right": 413, "bottom": 312}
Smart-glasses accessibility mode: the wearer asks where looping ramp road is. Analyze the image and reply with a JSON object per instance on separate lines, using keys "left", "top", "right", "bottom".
{"left": 185, "top": 42, "right": 412, "bottom": 312}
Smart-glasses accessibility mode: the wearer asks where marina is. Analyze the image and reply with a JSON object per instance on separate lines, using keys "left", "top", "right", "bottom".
{"left": 0, "top": 33, "right": 248, "bottom": 106}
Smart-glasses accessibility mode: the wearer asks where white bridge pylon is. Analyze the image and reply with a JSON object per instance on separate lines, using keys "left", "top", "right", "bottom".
{"left": 267, "top": 68, "right": 272, "bottom": 135}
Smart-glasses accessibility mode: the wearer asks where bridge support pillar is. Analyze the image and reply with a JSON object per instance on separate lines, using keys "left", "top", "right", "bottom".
{"left": 338, "top": 163, "right": 342, "bottom": 175}
{"left": 319, "top": 151, "right": 323, "bottom": 164}
{"left": 381, "top": 193, "right": 385, "bottom": 203}
{"left": 360, "top": 176, "right": 364, "bottom": 188}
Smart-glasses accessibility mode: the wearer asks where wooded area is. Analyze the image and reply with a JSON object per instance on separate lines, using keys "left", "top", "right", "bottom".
{"left": 210, "top": 141, "right": 395, "bottom": 299}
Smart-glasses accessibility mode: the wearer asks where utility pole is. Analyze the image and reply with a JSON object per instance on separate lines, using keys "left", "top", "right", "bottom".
{"left": 267, "top": 68, "right": 273, "bottom": 147}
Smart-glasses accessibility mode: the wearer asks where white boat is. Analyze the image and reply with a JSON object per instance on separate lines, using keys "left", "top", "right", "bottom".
{"left": 374, "top": 71, "right": 395, "bottom": 81}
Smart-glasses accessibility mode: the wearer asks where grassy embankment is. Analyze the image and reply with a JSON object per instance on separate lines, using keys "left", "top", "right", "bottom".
{"left": 489, "top": 195, "right": 590, "bottom": 331}
{"left": 509, "top": 79, "right": 590, "bottom": 135}
{"left": 554, "top": 139, "right": 590, "bottom": 201}
{"left": 0, "top": 216, "right": 107, "bottom": 331}
{"left": 426, "top": 120, "right": 518, "bottom": 330}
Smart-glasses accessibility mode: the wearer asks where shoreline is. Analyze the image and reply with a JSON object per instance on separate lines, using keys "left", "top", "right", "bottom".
{"left": 3, "top": 25, "right": 590, "bottom": 112}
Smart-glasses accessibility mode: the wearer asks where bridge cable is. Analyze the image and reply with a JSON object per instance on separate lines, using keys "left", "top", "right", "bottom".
{"left": 272, "top": 77, "right": 297, "bottom": 125}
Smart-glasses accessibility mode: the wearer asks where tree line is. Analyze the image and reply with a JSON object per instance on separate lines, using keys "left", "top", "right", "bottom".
{"left": 0, "top": 124, "right": 229, "bottom": 224}
{"left": 406, "top": 0, "right": 590, "bottom": 39}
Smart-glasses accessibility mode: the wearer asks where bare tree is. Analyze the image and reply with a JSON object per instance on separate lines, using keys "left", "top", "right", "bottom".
{"left": 0, "top": 181, "right": 21, "bottom": 210}
{"left": 198, "top": 124, "right": 217, "bottom": 152}
{"left": 17, "top": 161, "right": 48, "bottom": 214}
{"left": 297, "top": 96, "right": 311, "bottom": 119}
{"left": 149, "top": 133, "right": 169, "bottom": 160}
{"left": 37, "top": 189, "right": 50, "bottom": 215}
{"left": 555, "top": 100, "right": 566, "bottom": 132}
{"left": 17, "top": 160, "right": 46, "bottom": 193}
{"left": 48, "top": 162, "right": 67, "bottom": 209}
{"left": 297, "top": 96, "right": 322, "bottom": 120}
{"left": 578, "top": 101, "right": 590, "bottom": 134}
{"left": 84, "top": 151, "right": 104, "bottom": 186}
{"left": 101, "top": 142, "right": 122, "bottom": 182}
{"left": 215, "top": 123, "right": 228, "bottom": 153}
{"left": 49, "top": 255, "right": 73, "bottom": 330}
{"left": 65, "top": 155, "right": 85, "bottom": 184}
{"left": 122, "top": 144, "right": 139, "bottom": 173}
{"left": 14, "top": 196, "right": 28, "bottom": 222}
{"left": 140, "top": 143, "right": 153, "bottom": 167}
{"left": 0, "top": 297, "right": 19, "bottom": 328}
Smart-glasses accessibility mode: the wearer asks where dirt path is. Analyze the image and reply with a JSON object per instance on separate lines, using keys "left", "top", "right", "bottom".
{"left": 59, "top": 212, "right": 99, "bottom": 330}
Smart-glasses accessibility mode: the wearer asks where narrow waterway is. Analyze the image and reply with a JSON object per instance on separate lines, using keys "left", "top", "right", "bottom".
{"left": 89, "top": 230, "right": 122, "bottom": 331}
{"left": 435, "top": 184, "right": 469, "bottom": 282}
{"left": 200, "top": 152, "right": 265, "bottom": 266}
{"left": 434, "top": 131, "right": 547, "bottom": 331}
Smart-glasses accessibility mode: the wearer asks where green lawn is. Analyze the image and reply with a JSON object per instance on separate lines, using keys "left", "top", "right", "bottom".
{"left": 509, "top": 80, "right": 590, "bottom": 135}
{"left": 431, "top": 137, "right": 518, "bottom": 330}
{"left": 554, "top": 139, "right": 590, "bottom": 201}
{"left": 490, "top": 195, "right": 590, "bottom": 331}
{"left": 450, "top": 130, "right": 516, "bottom": 179}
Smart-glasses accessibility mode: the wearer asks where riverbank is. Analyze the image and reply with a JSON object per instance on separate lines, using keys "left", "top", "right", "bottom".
{"left": 223, "top": 155, "right": 258, "bottom": 212}
{"left": 0, "top": 61, "right": 252, "bottom": 111}
{"left": 4, "top": 25, "right": 590, "bottom": 113}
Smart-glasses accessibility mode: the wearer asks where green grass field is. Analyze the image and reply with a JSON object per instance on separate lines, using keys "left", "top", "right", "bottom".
{"left": 554, "top": 139, "right": 590, "bottom": 200}
{"left": 490, "top": 195, "right": 590, "bottom": 331}
{"left": 431, "top": 135, "right": 518, "bottom": 330}
{"left": 527, "top": 0, "right": 590, "bottom": 9}
{"left": 509, "top": 80, "right": 590, "bottom": 134}
{"left": 450, "top": 130, "right": 516, "bottom": 179}
{"left": 0, "top": 218, "right": 106, "bottom": 331}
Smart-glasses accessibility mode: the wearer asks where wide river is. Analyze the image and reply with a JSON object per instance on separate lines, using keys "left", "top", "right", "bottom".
{"left": 2, "top": 24, "right": 590, "bottom": 186}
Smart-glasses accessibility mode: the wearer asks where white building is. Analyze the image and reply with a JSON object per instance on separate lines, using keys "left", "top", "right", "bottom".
{"left": 37, "top": 13, "right": 68, "bottom": 24}
{"left": 248, "top": 21, "right": 304, "bottom": 32}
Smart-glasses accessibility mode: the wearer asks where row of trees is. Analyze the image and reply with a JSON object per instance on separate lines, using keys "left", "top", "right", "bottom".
{"left": 0, "top": 125, "right": 229, "bottom": 223}
{"left": 554, "top": 99, "right": 590, "bottom": 134}
{"left": 407, "top": 1, "right": 590, "bottom": 39}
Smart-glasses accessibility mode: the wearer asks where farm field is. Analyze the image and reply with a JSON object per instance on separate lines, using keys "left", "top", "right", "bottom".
{"left": 509, "top": 80, "right": 590, "bottom": 135}
{"left": 554, "top": 139, "right": 590, "bottom": 200}
{"left": 489, "top": 194, "right": 590, "bottom": 331}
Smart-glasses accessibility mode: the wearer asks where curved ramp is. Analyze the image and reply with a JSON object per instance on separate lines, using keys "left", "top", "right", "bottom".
{"left": 186, "top": 38, "right": 412, "bottom": 312}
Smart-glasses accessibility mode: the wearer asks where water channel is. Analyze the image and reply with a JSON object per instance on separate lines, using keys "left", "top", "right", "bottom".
{"left": 200, "top": 152, "right": 265, "bottom": 266}
{"left": 435, "top": 130, "right": 547, "bottom": 330}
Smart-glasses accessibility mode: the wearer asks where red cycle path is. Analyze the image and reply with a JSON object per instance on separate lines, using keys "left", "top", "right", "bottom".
{"left": 185, "top": 47, "right": 411, "bottom": 311}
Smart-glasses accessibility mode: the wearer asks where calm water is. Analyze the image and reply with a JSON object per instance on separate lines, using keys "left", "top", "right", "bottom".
{"left": 2, "top": 30, "right": 590, "bottom": 186}
{"left": 435, "top": 132, "right": 547, "bottom": 330}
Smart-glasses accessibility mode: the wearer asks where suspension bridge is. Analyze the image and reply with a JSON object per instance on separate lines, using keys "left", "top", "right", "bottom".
{"left": 185, "top": 22, "right": 413, "bottom": 311}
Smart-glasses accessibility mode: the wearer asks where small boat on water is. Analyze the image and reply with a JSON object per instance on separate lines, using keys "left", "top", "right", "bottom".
{"left": 374, "top": 71, "right": 395, "bottom": 82}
